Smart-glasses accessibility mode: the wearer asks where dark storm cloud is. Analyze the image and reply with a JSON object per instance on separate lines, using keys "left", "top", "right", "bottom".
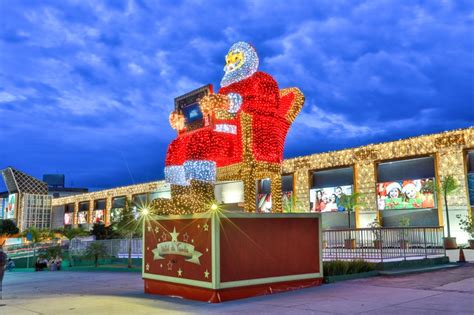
{"left": 0, "top": 0, "right": 472, "bottom": 190}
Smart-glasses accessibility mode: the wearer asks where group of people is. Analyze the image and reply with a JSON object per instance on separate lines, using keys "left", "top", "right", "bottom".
{"left": 35, "top": 256, "right": 62, "bottom": 271}
{"left": 311, "top": 186, "right": 349, "bottom": 212}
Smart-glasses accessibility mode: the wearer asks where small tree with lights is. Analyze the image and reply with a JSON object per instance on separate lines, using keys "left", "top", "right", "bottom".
{"left": 114, "top": 200, "right": 144, "bottom": 268}
{"left": 339, "top": 192, "right": 366, "bottom": 249}
{"left": 431, "top": 175, "right": 460, "bottom": 249}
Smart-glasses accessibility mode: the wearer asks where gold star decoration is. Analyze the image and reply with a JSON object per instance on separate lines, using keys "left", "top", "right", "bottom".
{"left": 170, "top": 227, "right": 179, "bottom": 242}
{"left": 183, "top": 232, "right": 189, "bottom": 242}
{"left": 177, "top": 268, "right": 183, "bottom": 277}
{"left": 146, "top": 263, "right": 150, "bottom": 271}
{"left": 167, "top": 261, "right": 173, "bottom": 270}
{"left": 204, "top": 269, "right": 209, "bottom": 279}
{"left": 203, "top": 223, "right": 209, "bottom": 231}
{"left": 154, "top": 226, "right": 160, "bottom": 234}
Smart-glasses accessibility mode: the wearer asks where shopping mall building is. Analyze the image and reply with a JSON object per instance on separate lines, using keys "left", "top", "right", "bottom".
{"left": 2, "top": 128, "right": 473, "bottom": 242}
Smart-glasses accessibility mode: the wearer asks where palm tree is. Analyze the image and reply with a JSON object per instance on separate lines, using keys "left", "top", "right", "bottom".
{"left": 60, "top": 227, "right": 88, "bottom": 267}
{"left": 431, "top": 175, "right": 459, "bottom": 249}
{"left": 85, "top": 242, "right": 108, "bottom": 267}
{"left": 339, "top": 192, "right": 366, "bottom": 248}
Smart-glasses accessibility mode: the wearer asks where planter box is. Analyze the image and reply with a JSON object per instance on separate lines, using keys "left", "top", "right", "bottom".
{"left": 443, "top": 237, "right": 457, "bottom": 249}
{"left": 143, "top": 212, "right": 323, "bottom": 303}
{"left": 344, "top": 239, "right": 356, "bottom": 249}
{"left": 373, "top": 240, "right": 382, "bottom": 249}
{"left": 324, "top": 271, "right": 379, "bottom": 284}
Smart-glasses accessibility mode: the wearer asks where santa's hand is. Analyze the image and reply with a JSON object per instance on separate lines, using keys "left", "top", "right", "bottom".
{"left": 169, "top": 111, "right": 185, "bottom": 131}
{"left": 199, "top": 94, "right": 229, "bottom": 115}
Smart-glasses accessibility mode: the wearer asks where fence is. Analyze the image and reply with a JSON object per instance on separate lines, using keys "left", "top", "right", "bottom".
{"left": 69, "top": 238, "right": 143, "bottom": 258}
{"left": 4, "top": 241, "right": 69, "bottom": 259}
{"left": 323, "top": 226, "right": 445, "bottom": 262}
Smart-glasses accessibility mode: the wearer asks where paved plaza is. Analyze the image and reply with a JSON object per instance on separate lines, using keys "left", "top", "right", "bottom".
{"left": 1, "top": 264, "right": 473, "bottom": 314}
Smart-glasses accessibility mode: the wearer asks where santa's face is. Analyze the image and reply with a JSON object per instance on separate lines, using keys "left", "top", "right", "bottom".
{"left": 388, "top": 188, "right": 399, "bottom": 198}
{"left": 221, "top": 41, "right": 259, "bottom": 87}
{"left": 224, "top": 50, "right": 244, "bottom": 73}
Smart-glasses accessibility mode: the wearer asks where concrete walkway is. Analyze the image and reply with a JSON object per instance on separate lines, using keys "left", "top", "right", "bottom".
{"left": 1, "top": 264, "right": 473, "bottom": 314}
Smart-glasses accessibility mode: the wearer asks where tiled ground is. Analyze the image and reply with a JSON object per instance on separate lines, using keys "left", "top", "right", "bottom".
{"left": 1, "top": 264, "right": 473, "bottom": 314}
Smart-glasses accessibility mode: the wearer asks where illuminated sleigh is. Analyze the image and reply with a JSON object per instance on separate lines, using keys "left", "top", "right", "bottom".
{"left": 216, "top": 87, "right": 304, "bottom": 213}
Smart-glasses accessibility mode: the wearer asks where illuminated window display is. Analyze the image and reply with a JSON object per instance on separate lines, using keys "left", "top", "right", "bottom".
{"left": 282, "top": 174, "right": 294, "bottom": 212}
{"left": 111, "top": 196, "right": 126, "bottom": 222}
{"left": 467, "top": 151, "right": 474, "bottom": 214}
{"left": 92, "top": 199, "right": 106, "bottom": 223}
{"left": 377, "top": 156, "right": 438, "bottom": 227}
{"left": 376, "top": 178, "right": 436, "bottom": 210}
{"left": 311, "top": 185, "right": 353, "bottom": 212}
{"left": 4, "top": 194, "right": 17, "bottom": 220}
{"left": 257, "top": 179, "right": 271, "bottom": 213}
{"left": 310, "top": 167, "right": 354, "bottom": 212}
{"left": 64, "top": 203, "right": 74, "bottom": 225}
{"left": 78, "top": 201, "right": 89, "bottom": 225}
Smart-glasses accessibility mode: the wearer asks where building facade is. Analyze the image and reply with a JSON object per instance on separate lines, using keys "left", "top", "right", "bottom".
{"left": 46, "top": 128, "right": 473, "bottom": 242}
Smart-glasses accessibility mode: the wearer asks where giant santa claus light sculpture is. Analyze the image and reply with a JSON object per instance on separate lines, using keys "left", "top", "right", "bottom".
{"left": 154, "top": 41, "right": 304, "bottom": 214}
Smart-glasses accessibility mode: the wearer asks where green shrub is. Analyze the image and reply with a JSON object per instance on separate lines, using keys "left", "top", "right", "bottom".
{"left": 324, "top": 260, "right": 376, "bottom": 276}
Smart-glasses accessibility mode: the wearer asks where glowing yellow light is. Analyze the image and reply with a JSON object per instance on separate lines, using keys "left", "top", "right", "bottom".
{"left": 210, "top": 203, "right": 218, "bottom": 211}
{"left": 141, "top": 208, "right": 149, "bottom": 216}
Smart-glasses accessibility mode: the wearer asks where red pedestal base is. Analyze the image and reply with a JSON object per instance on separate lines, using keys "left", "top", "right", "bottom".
{"left": 143, "top": 213, "right": 323, "bottom": 303}
{"left": 144, "top": 277, "right": 323, "bottom": 303}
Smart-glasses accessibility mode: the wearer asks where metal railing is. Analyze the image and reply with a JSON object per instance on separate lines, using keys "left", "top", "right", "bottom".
{"left": 69, "top": 238, "right": 143, "bottom": 258}
{"left": 4, "top": 241, "right": 68, "bottom": 259}
{"left": 323, "top": 226, "right": 445, "bottom": 262}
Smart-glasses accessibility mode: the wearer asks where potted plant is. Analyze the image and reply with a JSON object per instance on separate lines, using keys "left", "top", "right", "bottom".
{"left": 368, "top": 219, "right": 382, "bottom": 249}
{"left": 458, "top": 215, "right": 474, "bottom": 249}
{"left": 339, "top": 192, "right": 366, "bottom": 249}
{"left": 399, "top": 217, "right": 410, "bottom": 249}
{"left": 434, "top": 175, "right": 460, "bottom": 249}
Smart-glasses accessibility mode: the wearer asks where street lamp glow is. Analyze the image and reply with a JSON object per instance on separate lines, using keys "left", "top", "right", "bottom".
{"left": 141, "top": 208, "right": 149, "bottom": 216}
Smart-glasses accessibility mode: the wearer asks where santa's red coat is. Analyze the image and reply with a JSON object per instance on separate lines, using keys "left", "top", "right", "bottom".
{"left": 165, "top": 71, "right": 288, "bottom": 167}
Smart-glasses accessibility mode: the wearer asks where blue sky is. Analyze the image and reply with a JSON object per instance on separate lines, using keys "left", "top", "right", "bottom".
{"left": 1, "top": 0, "right": 473, "bottom": 191}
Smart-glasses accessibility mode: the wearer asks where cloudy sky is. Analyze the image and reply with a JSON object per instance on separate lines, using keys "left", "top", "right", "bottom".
{"left": 1, "top": 0, "right": 473, "bottom": 191}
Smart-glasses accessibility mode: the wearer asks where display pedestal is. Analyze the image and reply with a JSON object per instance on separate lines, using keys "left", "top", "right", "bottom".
{"left": 143, "top": 212, "right": 323, "bottom": 303}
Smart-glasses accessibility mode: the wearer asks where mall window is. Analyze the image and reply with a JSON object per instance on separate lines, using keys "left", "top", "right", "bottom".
{"left": 310, "top": 166, "right": 355, "bottom": 229}
{"left": 376, "top": 156, "right": 437, "bottom": 227}
{"left": 256, "top": 178, "right": 271, "bottom": 212}
{"left": 77, "top": 201, "right": 89, "bottom": 225}
{"left": 133, "top": 193, "right": 148, "bottom": 206}
{"left": 282, "top": 174, "right": 295, "bottom": 212}
{"left": 64, "top": 203, "right": 74, "bottom": 225}
{"left": 111, "top": 196, "right": 126, "bottom": 223}
{"left": 92, "top": 199, "right": 106, "bottom": 224}
{"left": 150, "top": 184, "right": 171, "bottom": 201}
{"left": 467, "top": 150, "right": 474, "bottom": 215}
{"left": 255, "top": 174, "right": 295, "bottom": 213}
{"left": 310, "top": 167, "right": 354, "bottom": 212}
